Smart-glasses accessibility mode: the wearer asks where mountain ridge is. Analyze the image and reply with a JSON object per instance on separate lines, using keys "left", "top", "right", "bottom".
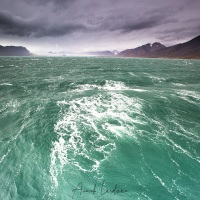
{"left": 117, "top": 35, "right": 200, "bottom": 59}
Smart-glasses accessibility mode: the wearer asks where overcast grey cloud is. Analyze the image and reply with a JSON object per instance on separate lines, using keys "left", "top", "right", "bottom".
{"left": 23, "top": 0, "right": 76, "bottom": 10}
{"left": 0, "top": 10, "right": 86, "bottom": 38}
{"left": 0, "top": 10, "right": 42, "bottom": 36}
{"left": 99, "top": 9, "right": 167, "bottom": 33}
{"left": 0, "top": 0, "right": 199, "bottom": 54}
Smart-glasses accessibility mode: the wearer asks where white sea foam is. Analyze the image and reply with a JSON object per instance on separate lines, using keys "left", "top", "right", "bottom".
{"left": 132, "top": 88, "right": 147, "bottom": 92}
{"left": 176, "top": 90, "right": 200, "bottom": 104}
{"left": 172, "top": 83, "right": 185, "bottom": 87}
{"left": 145, "top": 74, "right": 165, "bottom": 83}
{"left": 166, "top": 137, "right": 200, "bottom": 164}
{"left": 183, "top": 60, "right": 193, "bottom": 65}
{"left": 0, "top": 99, "right": 20, "bottom": 114}
{"left": 142, "top": 151, "right": 176, "bottom": 198}
{"left": 178, "top": 90, "right": 200, "bottom": 100}
{"left": 171, "top": 121, "right": 199, "bottom": 142}
{"left": 0, "top": 148, "right": 11, "bottom": 164}
{"left": 74, "top": 80, "right": 147, "bottom": 92}
{"left": 172, "top": 179, "right": 188, "bottom": 198}
{"left": 141, "top": 193, "right": 153, "bottom": 200}
{"left": 0, "top": 83, "right": 13, "bottom": 86}
{"left": 50, "top": 92, "right": 143, "bottom": 186}
{"left": 128, "top": 72, "right": 137, "bottom": 76}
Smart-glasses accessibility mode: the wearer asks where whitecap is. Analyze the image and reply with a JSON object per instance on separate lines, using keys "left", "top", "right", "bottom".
{"left": 0, "top": 83, "right": 13, "bottom": 86}
{"left": 132, "top": 88, "right": 147, "bottom": 92}
{"left": 128, "top": 72, "right": 137, "bottom": 76}
{"left": 149, "top": 75, "right": 166, "bottom": 83}
{"left": 172, "top": 83, "right": 185, "bottom": 87}
{"left": 177, "top": 90, "right": 200, "bottom": 103}
{"left": 74, "top": 80, "right": 147, "bottom": 92}
{"left": 0, "top": 148, "right": 11, "bottom": 164}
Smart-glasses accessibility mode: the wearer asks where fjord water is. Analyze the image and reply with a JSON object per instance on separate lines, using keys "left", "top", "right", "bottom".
{"left": 0, "top": 57, "right": 200, "bottom": 200}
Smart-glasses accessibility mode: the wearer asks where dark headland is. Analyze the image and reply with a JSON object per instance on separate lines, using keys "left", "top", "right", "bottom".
{"left": 0, "top": 45, "right": 32, "bottom": 56}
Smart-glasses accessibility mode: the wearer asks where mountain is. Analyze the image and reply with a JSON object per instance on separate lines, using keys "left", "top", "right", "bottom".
{"left": 118, "top": 35, "right": 200, "bottom": 59}
{"left": 151, "top": 42, "right": 166, "bottom": 52}
{"left": 0, "top": 45, "right": 32, "bottom": 56}
{"left": 118, "top": 42, "right": 166, "bottom": 57}
{"left": 149, "top": 35, "right": 200, "bottom": 59}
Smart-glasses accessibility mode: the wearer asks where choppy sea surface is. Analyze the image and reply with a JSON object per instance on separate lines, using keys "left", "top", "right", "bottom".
{"left": 0, "top": 57, "right": 200, "bottom": 200}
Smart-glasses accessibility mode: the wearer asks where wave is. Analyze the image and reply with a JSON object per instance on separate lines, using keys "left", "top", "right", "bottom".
{"left": 50, "top": 92, "right": 143, "bottom": 187}
{"left": 148, "top": 75, "right": 166, "bottom": 83}
{"left": 172, "top": 83, "right": 185, "bottom": 87}
{"left": 73, "top": 80, "right": 147, "bottom": 92}
{"left": 0, "top": 83, "right": 13, "bottom": 86}
{"left": 176, "top": 90, "right": 200, "bottom": 104}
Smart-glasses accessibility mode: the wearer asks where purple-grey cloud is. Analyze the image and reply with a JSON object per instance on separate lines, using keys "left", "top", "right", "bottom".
{"left": 0, "top": 0, "right": 199, "bottom": 53}
{"left": 0, "top": 10, "right": 86, "bottom": 37}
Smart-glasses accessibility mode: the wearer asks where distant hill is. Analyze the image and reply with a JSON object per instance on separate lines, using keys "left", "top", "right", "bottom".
{"left": 0, "top": 45, "right": 32, "bottom": 56}
{"left": 85, "top": 51, "right": 115, "bottom": 57}
{"left": 118, "top": 35, "right": 200, "bottom": 59}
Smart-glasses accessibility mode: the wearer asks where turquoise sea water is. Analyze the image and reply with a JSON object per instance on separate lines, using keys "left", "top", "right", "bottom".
{"left": 0, "top": 57, "right": 200, "bottom": 200}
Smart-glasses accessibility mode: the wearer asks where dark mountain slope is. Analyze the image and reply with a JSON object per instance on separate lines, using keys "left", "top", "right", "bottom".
{"left": 0, "top": 46, "right": 32, "bottom": 56}
{"left": 118, "top": 35, "right": 200, "bottom": 59}
{"left": 149, "top": 35, "right": 200, "bottom": 59}
{"left": 118, "top": 42, "right": 166, "bottom": 57}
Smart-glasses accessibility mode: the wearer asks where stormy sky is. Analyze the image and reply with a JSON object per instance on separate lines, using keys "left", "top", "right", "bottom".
{"left": 0, "top": 0, "right": 200, "bottom": 55}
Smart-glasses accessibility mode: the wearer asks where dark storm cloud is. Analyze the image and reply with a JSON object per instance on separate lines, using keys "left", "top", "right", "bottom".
{"left": 100, "top": 14, "right": 162, "bottom": 33}
{"left": 95, "top": 7, "right": 170, "bottom": 33}
{"left": 120, "top": 19, "right": 160, "bottom": 32}
{"left": 0, "top": 10, "right": 38, "bottom": 36}
{"left": 36, "top": 24, "right": 86, "bottom": 37}
{"left": 0, "top": 10, "right": 86, "bottom": 37}
{"left": 23, "top": 0, "right": 76, "bottom": 9}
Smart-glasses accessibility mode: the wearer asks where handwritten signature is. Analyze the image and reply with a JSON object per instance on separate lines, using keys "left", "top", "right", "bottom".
{"left": 72, "top": 180, "right": 128, "bottom": 199}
